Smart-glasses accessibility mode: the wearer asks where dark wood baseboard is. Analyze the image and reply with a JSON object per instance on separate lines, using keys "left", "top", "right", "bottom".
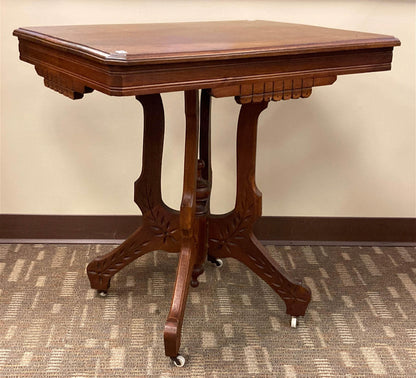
{"left": 0, "top": 214, "right": 415, "bottom": 245}
{"left": 0, "top": 215, "right": 141, "bottom": 241}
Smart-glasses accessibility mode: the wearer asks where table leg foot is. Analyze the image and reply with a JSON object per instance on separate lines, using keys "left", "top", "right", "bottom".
{"left": 191, "top": 264, "right": 204, "bottom": 287}
{"left": 164, "top": 247, "right": 195, "bottom": 358}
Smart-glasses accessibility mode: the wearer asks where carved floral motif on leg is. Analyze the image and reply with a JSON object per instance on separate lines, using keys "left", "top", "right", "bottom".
{"left": 209, "top": 201, "right": 256, "bottom": 258}
{"left": 87, "top": 207, "right": 180, "bottom": 292}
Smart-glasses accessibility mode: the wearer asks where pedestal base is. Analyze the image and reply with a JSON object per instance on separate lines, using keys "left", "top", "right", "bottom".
{"left": 87, "top": 90, "right": 311, "bottom": 362}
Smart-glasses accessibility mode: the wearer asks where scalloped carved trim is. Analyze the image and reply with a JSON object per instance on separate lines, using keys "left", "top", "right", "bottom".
{"left": 35, "top": 66, "right": 93, "bottom": 100}
{"left": 211, "top": 75, "right": 337, "bottom": 103}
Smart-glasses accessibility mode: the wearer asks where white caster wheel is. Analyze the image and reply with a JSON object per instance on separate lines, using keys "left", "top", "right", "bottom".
{"left": 171, "top": 355, "right": 185, "bottom": 367}
{"left": 215, "top": 259, "right": 223, "bottom": 267}
{"left": 208, "top": 256, "right": 223, "bottom": 267}
{"left": 98, "top": 291, "right": 108, "bottom": 297}
{"left": 291, "top": 316, "right": 298, "bottom": 328}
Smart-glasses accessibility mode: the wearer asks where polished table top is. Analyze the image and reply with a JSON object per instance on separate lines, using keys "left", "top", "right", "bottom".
{"left": 14, "top": 21, "right": 399, "bottom": 63}
{"left": 13, "top": 21, "right": 400, "bottom": 98}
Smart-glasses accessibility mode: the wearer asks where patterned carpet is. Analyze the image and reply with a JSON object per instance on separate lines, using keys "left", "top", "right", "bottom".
{"left": 0, "top": 243, "right": 415, "bottom": 377}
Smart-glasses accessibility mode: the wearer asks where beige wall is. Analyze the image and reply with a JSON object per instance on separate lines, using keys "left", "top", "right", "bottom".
{"left": 1, "top": 0, "right": 415, "bottom": 217}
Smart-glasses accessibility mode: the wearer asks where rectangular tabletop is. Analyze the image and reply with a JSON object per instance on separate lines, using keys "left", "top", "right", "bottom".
{"left": 13, "top": 21, "right": 400, "bottom": 98}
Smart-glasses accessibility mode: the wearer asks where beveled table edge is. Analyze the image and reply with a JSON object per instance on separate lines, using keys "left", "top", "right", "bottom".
{"left": 13, "top": 22, "right": 401, "bottom": 66}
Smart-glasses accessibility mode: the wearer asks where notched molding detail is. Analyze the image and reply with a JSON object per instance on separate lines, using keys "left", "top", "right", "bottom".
{"left": 211, "top": 76, "right": 337, "bottom": 104}
{"left": 35, "top": 66, "right": 93, "bottom": 100}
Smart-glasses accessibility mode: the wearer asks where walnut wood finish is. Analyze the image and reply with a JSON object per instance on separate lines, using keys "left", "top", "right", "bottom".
{"left": 13, "top": 21, "right": 400, "bottom": 63}
{"left": 208, "top": 101, "right": 311, "bottom": 316}
{"left": 14, "top": 21, "right": 400, "bottom": 362}
{"left": 192, "top": 89, "right": 213, "bottom": 287}
{"left": 87, "top": 94, "right": 180, "bottom": 292}
{"left": 164, "top": 90, "right": 200, "bottom": 357}
{"left": 211, "top": 76, "right": 337, "bottom": 103}
{"left": 14, "top": 21, "right": 399, "bottom": 97}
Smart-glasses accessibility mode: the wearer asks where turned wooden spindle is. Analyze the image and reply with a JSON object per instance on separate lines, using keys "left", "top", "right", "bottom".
{"left": 191, "top": 159, "right": 211, "bottom": 287}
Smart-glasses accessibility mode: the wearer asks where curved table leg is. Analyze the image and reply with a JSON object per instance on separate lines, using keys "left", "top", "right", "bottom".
{"left": 164, "top": 245, "right": 195, "bottom": 360}
{"left": 87, "top": 94, "right": 180, "bottom": 292}
{"left": 164, "top": 90, "right": 200, "bottom": 361}
{"left": 209, "top": 227, "right": 311, "bottom": 316}
{"left": 208, "top": 100, "right": 311, "bottom": 318}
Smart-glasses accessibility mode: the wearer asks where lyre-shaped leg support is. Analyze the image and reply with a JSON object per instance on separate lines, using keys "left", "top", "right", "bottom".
{"left": 208, "top": 100, "right": 311, "bottom": 318}
{"left": 86, "top": 94, "right": 180, "bottom": 293}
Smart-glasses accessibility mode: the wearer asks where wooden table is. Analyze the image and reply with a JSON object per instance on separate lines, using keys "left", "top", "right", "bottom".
{"left": 14, "top": 21, "right": 400, "bottom": 366}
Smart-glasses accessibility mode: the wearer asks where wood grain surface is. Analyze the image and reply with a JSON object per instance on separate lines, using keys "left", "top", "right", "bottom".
{"left": 14, "top": 21, "right": 400, "bottom": 64}
{"left": 13, "top": 21, "right": 400, "bottom": 97}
